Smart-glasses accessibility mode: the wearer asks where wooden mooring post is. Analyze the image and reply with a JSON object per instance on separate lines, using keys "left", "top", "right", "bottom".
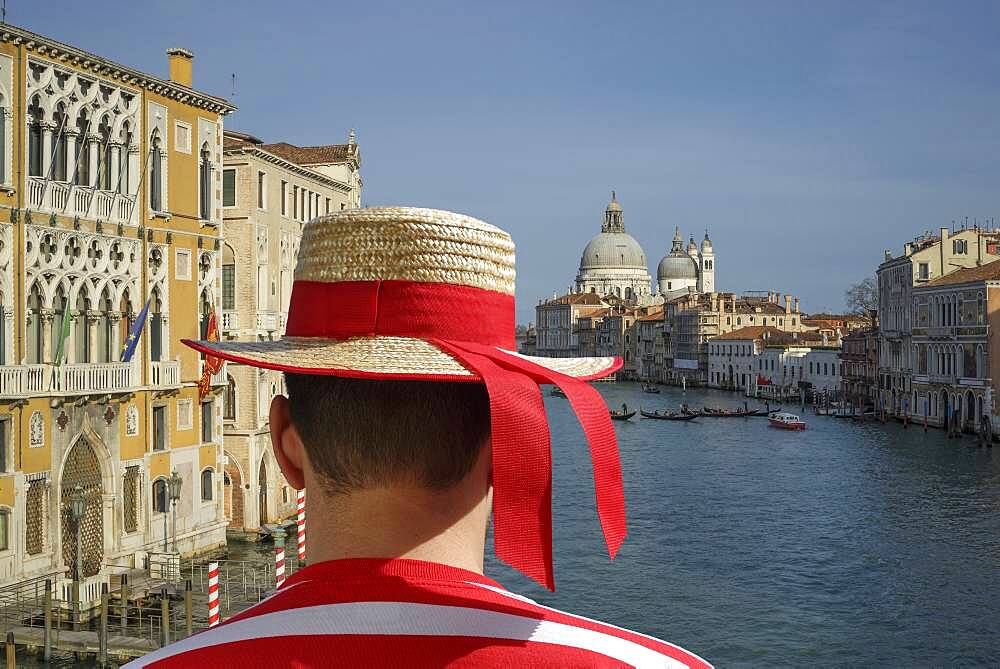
{"left": 99, "top": 582, "right": 109, "bottom": 667}
{"left": 120, "top": 572, "right": 130, "bottom": 633}
{"left": 5, "top": 631, "right": 14, "bottom": 668}
{"left": 184, "top": 579, "right": 193, "bottom": 637}
{"left": 160, "top": 587, "right": 170, "bottom": 647}
{"left": 43, "top": 579, "right": 52, "bottom": 662}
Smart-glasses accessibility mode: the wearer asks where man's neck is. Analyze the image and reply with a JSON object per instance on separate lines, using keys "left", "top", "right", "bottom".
{"left": 303, "top": 478, "right": 492, "bottom": 575}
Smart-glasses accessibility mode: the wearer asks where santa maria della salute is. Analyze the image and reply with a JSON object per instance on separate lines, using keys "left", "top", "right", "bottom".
{"left": 573, "top": 193, "right": 715, "bottom": 305}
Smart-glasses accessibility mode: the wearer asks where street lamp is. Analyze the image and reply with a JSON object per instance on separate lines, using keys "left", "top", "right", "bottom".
{"left": 69, "top": 484, "right": 86, "bottom": 582}
{"left": 168, "top": 470, "right": 182, "bottom": 553}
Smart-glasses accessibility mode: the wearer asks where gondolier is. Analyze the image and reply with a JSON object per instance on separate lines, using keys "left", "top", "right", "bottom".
{"left": 127, "top": 208, "right": 711, "bottom": 668}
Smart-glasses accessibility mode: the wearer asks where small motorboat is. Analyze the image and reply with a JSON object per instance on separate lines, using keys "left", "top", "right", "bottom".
{"left": 640, "top": 408, "right": 699, "bottom": 421}
{"left": 549, "top": 387, "right": 567, "bottom": 398}
{"left": 641, "top": 383, "right": 661, "bottom": 394}
{"left": 768, "top": 411, "right": 807, "bottom": 430}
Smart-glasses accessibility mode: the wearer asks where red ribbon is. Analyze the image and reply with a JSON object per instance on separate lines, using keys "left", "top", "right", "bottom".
{"left": 287, "top": 280, "right": 627, "bottom": 590}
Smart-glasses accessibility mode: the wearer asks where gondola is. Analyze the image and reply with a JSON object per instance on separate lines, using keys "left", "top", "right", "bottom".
{"left": 549, "top": 387, "right": 567, "bottom": 398}
{"left": 609, "top": 409, "right": 637, "bottom": 421}
{"left": 702, "top": 406, "right": 765, "bottom": 418}
{"left": 641, "top": 384, "right": 661, "bottom": 394}
{"left": 640, "top": 409, "right": 699, "bottom": 421}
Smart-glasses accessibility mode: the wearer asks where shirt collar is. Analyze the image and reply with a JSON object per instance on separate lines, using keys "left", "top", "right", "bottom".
{"left": 281, "top": 557, "right": 507, "bottom": 591}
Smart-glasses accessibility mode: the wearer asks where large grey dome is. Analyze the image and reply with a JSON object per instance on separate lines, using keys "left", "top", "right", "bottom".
{"left": 657, "top": 253, "right": 698, "bottom": 280}
{"left": 580, "top": 232, "right": 648, "bottom": 270}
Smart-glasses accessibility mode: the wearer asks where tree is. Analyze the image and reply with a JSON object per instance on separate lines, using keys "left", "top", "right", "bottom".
{"left": 845, "top": 277, "right": 877, "bottom": 324}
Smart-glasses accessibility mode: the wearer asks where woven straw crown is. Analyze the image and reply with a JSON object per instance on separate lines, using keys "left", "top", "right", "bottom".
{"left": 295, "top": 207, "right": 517, "bottom": 296}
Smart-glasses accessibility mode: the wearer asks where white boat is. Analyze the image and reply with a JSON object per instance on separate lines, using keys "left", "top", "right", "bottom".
{"left": 768, "top": 411, "right": 807, "bottom": 430}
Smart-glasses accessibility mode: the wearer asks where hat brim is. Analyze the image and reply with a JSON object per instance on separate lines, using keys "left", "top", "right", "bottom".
{"left": 183, "top": 336, "right": 621, "bottom": 383}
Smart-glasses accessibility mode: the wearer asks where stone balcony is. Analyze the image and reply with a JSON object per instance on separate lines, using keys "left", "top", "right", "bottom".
{"left": 150, "top": 360, "right": 181, "bottom": 388}
{"left": 0, "top": 362, "right": 137, "bottom": 398}
{"left": 256, "top": 311, "right": 280, "bottom": 333}
{"left": 27, "top": 177, "right": 138, "bottom": 226}
{"left": 221, "top": 310, "right": 239, "bottom": 333}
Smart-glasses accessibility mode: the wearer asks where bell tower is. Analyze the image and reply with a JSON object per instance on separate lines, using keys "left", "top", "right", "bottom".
{"left": 699, "top": 230, "right": 715, "bottom": 293}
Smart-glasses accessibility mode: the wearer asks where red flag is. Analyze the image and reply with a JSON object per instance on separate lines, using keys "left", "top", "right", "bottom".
{"left": 199, "top": 310, "right": 223, "bottom": 399}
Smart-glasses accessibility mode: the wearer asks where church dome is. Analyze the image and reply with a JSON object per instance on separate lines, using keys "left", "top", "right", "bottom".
{"left": 657, "top": 253, "right": 698, "bottom": 280}
{"left": 580, "top": 232, "right": 648, "bottom": 270}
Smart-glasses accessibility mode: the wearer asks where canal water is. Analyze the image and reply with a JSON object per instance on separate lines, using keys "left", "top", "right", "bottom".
{"left": 26, "top": 382, "right": 1000, "bottom": 666}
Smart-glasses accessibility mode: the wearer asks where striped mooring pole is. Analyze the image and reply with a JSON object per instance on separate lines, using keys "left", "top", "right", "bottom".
{"left": 274, "top": 527, "right": 287, "bottom": 589}
{"left": 207, "top": 562, "right": 220, "bottom": 628}
{"left": 296, "top": 489, "right": 306, "bottom": 562}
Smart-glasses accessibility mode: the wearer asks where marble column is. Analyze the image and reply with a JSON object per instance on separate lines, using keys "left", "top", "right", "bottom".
{"left": 41, "top": 123, "right": 54, "bottom": 178}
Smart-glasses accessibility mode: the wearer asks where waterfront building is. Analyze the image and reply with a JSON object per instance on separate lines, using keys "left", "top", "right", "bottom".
{"left": 0, "top": 24, "right": 235, "bottom": 592}
{"left": 840, "top": 329, "right": 878, "bottom": 410}
{"left": 909, "top": 261, "right": 1000, "bottom": 431}
{"left": 707, "top": 326, "right": 787, "bottom": 391}
{"left": 574, "top": 194, "right": 655, "bottom": 303}
{"left": 634, "top": 311, "right": 664, "bottom": 381}
{"left": 219, "top": 129, "right": 361, "bottom": 533}
{"left": 876, "top": 226, "right": 1000, "bottom": 417}
{"left": 534, "top": 292, "right": 610, "bottom": 357}
{"left": 756, "top": 340, "right": 842, "bottom": 400}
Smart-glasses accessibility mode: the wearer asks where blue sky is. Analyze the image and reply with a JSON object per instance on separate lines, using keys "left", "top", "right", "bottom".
{"left": 20, "top": 1, "right": 1000, "bottom": 323}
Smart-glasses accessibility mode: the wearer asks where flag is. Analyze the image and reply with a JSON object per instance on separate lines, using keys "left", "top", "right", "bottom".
{"left": 121, "top": 298, "right": 152, "bottom": 363}
{"left": 199, "top": 309, "right": 222, "bottom": 399}
{"left": 53, "top": 306, "right": 72, "bottom": 366}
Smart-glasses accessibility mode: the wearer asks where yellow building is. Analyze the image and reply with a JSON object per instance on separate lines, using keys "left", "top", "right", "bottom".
{"left": 0, "top": 23, "right": 235, "bottom": 598}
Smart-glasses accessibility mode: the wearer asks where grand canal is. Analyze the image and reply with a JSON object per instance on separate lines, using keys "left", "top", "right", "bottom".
{"left": 483, "top": 382, "right": 1000, "bottom": 667}
{"left": 28, "top": 383, "right": 1000, "bottom": 667}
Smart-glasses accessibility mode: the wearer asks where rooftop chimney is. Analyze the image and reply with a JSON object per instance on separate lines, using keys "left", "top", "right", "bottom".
{"left": 793, "top": 297, "right": 799, "bottom": 313}
{"left": 166, "top": 48, "right": 194, "bottom": 87}
{"left": 784, "top": 295, "right": 791, "bottom": 315}
{"left": 884, "top": 250, "right": 892, "bottom": 262}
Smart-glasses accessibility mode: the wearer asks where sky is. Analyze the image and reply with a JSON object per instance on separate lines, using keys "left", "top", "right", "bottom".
{"left": 18, "top": 1, "right": 1000, "bottom": 323}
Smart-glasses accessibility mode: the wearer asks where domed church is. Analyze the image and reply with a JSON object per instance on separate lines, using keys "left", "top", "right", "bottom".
{"left": 574, "top": 193, "right": 655, "bottom": 302}
{"left": 657, "top": 228, "right": 715, "bottom": 299}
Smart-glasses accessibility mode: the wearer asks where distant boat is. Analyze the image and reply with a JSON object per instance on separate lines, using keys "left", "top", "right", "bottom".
{"left": 641, "top": 383, "right": 661, "bottom": 394}
{"left": 609, "top": 408, "right": 637, "bottom": 421}
{"left": 768, "top": 411, "right": 807, "bottom": 430}
{"left": 640, "top": 408, "right": 699, "bottom": 421}
{"left": 702, "top": 406, "right": 763, "bottom": 417}
{"left": 549, "top": 387, "right": 567, "bottom": 398}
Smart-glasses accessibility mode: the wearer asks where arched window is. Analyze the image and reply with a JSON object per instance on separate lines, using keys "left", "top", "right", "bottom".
{"left": 224, "top": 375, "right": 237, "bottom": 421}
{"left": 199, "top": 143, "right": 211, "bottom": 219}
{"left": 27, "top": 95, "right": 44, "bottom": 177}
{"left": 97, "top": 287, "right": 113, "bottom": 363}
{"left": 119, "top": 294, "right": 133, "bottom": 359}
{"left": 152, "top": 478, "right": 168, "bottom": 513}
{"left": 98, "top": 116, "right": 112, "bottom": 190}
{"left": 201, "top": 468, "right": 214, "bottom": 502}
{"left": 119, "top": 123, "right": 132, "bottom": 194}
{"left": 53, "top": 103, "right": 68, "bottom": 181}
{"left": 51, "top": 286, "right": 67, "bottom": 364}
{"left": 150, "top": 132, "right": 163, "bottom": 211}
{"left": 26, "top": 283, "right": 43, "bottom": 364}
{"left": 150, "top": 286, "right": 163, "bottom": 362}
{"left": 73, "top": 109, "right": 90, "bottom": 186}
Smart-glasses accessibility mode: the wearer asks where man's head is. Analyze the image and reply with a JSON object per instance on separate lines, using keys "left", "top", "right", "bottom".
{"left": 271, "top": 374, "right": 491, "bottom": 495}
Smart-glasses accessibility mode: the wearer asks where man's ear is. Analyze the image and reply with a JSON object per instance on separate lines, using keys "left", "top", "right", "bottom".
{"left": 270, "top": 395, "right": 306, "bottom": 490}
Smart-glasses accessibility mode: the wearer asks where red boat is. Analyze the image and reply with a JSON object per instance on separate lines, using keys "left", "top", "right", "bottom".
{"left": 768, "top": 412, "right": 807, "bottom": 430}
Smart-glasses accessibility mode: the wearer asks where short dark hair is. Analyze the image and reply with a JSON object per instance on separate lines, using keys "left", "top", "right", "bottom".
{"left": 284, "top": 374, "right": 491, "bottom": 493}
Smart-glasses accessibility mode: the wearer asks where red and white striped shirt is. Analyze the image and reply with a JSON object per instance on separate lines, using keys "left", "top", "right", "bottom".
{"left": 126, "top": 558, "right": 712, "bottom": 668}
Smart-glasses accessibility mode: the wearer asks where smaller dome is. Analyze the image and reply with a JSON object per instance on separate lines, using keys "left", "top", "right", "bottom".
{"left": 657, "top": 254, "right": 698, "bottom": 281}
{"left": 687, "top": 236, "right": 698, "bottom": 253}
{"left": 702, "top": 231, "right": 713, "bottom": 251}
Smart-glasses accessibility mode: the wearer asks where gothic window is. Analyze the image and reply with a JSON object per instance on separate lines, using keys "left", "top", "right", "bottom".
{"left": 152, "top": 478, "right": 167, "bottom": 513}
{"left": 150, "top": 287, "right": 163, "bottom": 362}
{"left": 224, "top": 375, "right": 236, "bottom": 421}
{"left": 74, "top": 109, "right": 90, "bottom": 186}
{"left": 97, "top": 287, "right": 113, "bottom": 363}
{"left": 72, "top": 290, "right": 89, "bottom": 363}
{"left": 27, "top": 95, "right": 43, "bottom": 177}
{"left": 98, "top": 115, "right": 112, "bottom": 190}
{"left": 53, "top": 103, "right": 68, "bottom": 181}
{"left": 123, "top": 466, "right": 140, "bottom": 533}
{"left": 119, "top": 123, "right": 133, "bottom": 194}
{"left": 26, "top": 282, "right": 43, "bottom": 364}
{"left": 25, "top": 480, "right": 45, "bottom": 555}
{"left": 201, "top": 468, "right": 214, "bottom": 502}
{"left": 51, "top": 286, "right": 67, "bottom": 364}
{"left": 202, "top": 144, "right": 215, "bottom": 217}
{"left": 150, "top": 132, "right": 163, "bottom": 211}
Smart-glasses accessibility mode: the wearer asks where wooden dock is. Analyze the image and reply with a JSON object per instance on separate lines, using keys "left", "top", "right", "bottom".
{"left": 8, "top": 626, "right": 158, "bottom": 659}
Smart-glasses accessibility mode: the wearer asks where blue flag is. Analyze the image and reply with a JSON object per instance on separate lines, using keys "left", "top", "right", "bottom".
{"left": 121, "top": 298, "right": 152, "bottom": 363}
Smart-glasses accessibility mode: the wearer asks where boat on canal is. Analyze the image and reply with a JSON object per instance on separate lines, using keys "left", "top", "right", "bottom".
{"left": 640, "top": 408, "right": 699, "bottom": 421}
{"left": 702, "top": 406, "right": 766, "bottom": 417}
{"left": 609, "top": 408, "right": 637, "bottom": 421}
{"left": 641, "top": 383, "right": 661, "bottom": 394}
{"left": 768, "top": 411, "right": 807, "bottom": 430}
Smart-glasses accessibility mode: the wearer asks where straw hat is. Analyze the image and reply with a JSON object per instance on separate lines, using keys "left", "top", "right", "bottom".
{"left": 184, "top": 207, "right": 619, "bottom": 381}
{"left": 183, "top": 207, "right": 627, "bottom": 592}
